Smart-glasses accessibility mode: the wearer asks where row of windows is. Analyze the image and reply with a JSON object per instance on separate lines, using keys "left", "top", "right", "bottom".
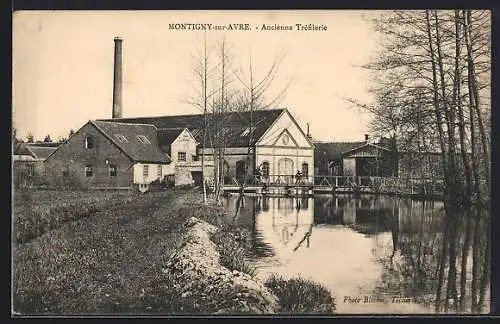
{"left": 84, "top": 134, "right": 151, "bottom": 149}
{"left": 84, "top": 165, "right": 117, "bottom": 177}
{"left": 82, "top": 164, "right": 164, "bottom": 179}
{"left": 142, "top": 165, "right": 163, "bottom": 178}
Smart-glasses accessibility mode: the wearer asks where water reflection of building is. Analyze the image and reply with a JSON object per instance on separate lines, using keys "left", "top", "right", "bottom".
{"left": 255, "top": 197, "right": 315, "bottom": 252}
{"left": 224, "top": 194, "right": 446, "bottom": 260}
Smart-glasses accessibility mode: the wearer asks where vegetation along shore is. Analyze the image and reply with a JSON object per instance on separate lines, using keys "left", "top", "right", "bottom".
{"left": 13, "top": 188, "right": 336, "bottom": 314}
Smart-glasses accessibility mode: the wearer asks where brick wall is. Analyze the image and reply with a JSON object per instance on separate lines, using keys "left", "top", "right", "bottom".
{"left": 44, "top": 122, "right": 134, "bottom": 188}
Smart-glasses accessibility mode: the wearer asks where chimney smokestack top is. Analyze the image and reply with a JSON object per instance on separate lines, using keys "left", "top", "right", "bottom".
{"left": 112, "top": 36, "right": 123, "bottom": 119}
{"left": 365, "top": 134, "right": 369, "bottom": 141}
{"left": 114, "top": 36, "right": 123, "bottom": 41}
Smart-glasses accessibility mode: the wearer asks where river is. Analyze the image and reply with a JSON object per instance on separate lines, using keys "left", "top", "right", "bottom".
{"left": 222, "top": 193, "right": 490, "bottom": 314}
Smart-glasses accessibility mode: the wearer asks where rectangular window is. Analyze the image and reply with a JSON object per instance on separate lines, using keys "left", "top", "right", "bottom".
{"left": 178, "top": 152, "right": 187, "bottom": 162}
{"left": 143, "top": 165, "right": 149, "bottom": 178}
{"left": 85, "top": 136, "right": 94, "bottom": 149}
{"left": 26, "top": 164, "right": 35, "bottom": 177}
{"left": 109, "top": 164, "right": 117, "bottom": 177}
{"left": 85, "top": 165, "right": 93, "bottom": 177}
{"left": 157, "top": 165, "right": 162, "bottom": 178}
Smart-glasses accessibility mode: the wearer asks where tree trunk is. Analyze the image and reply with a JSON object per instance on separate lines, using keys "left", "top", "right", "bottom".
{"left": 459, "top": 212, "right": 474, "bottom": 311}
{"left": 434, "top": 11, "right": 458, "bottom": 211}
{"left": 453, "top": 10, "right": 473, "bottom": 206}
{"left": 425, "top": 10, "right": 450, "bottom": 210}
{"left": 463, "top": 10, "right": 490, "bottom": 201}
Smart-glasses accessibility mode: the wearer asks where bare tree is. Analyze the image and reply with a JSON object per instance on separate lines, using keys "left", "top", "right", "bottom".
{"left": 188, "top": 32, "right": 215, "bottom": 204}
{"left": 233, "top": 50, "right": 292, "bottom": 189}
{"left": 186, "top": 35, "right": 292, "bottom": 203}
{"left": 348, "top": 10, "right": 490, "bottom": 209}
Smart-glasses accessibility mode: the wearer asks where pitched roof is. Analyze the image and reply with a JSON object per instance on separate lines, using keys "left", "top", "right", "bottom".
{"left": 28, "top": 146, "right": 58, "bottom": 160}
{"left": 29, "top": 142, "right": 62, "bottom": 148}
{"left": 13, "top": 143, "right": 34, "bottom": 157}
{"left": 97, "top": 108, "right": 286, "bottom": 147}
{"left": 314, "top": 141, "right": 367, "bottom": 163}
{"left": 91, "top": 121, "right": 171, "bottom": 164}
{"left": 342, "top": 142, "right": 391, "bottom": 157}
{"left": 13, "top": 143, "right": 59, "bottom": 160}
{"left": 156, "top": 128, "right": 186, "bottom": 156}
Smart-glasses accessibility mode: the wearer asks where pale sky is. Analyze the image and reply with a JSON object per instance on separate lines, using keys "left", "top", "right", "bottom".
{"left": 12, "top": 10, "right": 379, "bottom": 142}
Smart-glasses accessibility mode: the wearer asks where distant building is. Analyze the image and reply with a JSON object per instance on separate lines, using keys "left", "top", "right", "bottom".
{"left": 314, "top": 135, "right": 395, "bottom": 177}
{"left": 13, "top": 142, "right": 60, "bottom": 183}
{"left": 314, "top": 135, "right": 444, "bottom": 180}
{"left": 314, "top": 141, "right": 367, "bottom": 176}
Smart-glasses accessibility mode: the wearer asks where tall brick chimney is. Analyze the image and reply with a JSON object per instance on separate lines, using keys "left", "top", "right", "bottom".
{"left": 112, "top": 36, "right": 123, "bottom": 119}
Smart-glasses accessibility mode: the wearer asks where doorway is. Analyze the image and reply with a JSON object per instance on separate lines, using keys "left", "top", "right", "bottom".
{"left": 236, "top": 160, "right": 246, "bottom": 182}
{"left": 277, "top": 157, "right": 294, "bottom": 185}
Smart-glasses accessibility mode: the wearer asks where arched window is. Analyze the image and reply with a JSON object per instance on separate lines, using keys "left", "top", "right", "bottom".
{"left": 261, "top": 161, "right": 269, "bottom": 177}
{"left": 302, "top": 163, "right": 309, "bottom": 179}
{"left": 85, "top": 136, "right": 94, "bottom": 149}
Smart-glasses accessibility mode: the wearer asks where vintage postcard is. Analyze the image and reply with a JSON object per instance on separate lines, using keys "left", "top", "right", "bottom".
{"left": 12, "top": 10, "right": 491, "bottom": 316}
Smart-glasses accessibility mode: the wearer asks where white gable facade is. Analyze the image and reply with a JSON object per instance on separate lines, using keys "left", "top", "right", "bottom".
{"left": 255, "top": 110, "right": 314, "bottom": 183}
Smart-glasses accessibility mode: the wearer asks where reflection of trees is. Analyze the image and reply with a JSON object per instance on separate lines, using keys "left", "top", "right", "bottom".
{"left": 376, "top": 200, "right": 490, "bottom": 314}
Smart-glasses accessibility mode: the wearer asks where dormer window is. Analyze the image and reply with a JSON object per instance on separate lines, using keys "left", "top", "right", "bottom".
{"left": 85, "top": 136, "right": 94, "bottom": 149}
{"left": 136, "top": 135, "right": 151, "bottom": 144}
{"left": 240, "top": 127, "right": 256, "bottom": 137}
{"left": 114, "top": 134, "right": 128, "bottom": 143}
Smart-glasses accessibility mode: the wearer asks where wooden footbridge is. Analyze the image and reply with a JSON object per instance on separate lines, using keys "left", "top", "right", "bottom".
{"left": 222, "top": 174, "right": 444, "bottom": 198}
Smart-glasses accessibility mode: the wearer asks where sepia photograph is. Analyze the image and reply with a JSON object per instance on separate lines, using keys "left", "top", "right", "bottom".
{"left": 12, "top": 10, "right": 491, "bottom": 315}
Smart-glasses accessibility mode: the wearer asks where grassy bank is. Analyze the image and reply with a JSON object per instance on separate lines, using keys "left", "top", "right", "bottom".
{"left": 14, "top": 188, "right": 193, "bottom": 314}
{"left": 13, "top": 189, "right": 139, "bottom": 243}
{"left": 13, "top": 188, "right": 336, "bottom": 314}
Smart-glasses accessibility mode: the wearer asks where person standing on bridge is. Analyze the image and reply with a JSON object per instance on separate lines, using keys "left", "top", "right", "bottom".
{"left": 254, "top": 166, "right": 261, "bottom": 184}
{"left": 295, "top": 170, "right": 303, "bottom": 185}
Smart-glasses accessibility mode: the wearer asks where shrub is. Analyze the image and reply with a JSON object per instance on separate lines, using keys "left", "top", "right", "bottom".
{"left": 264, "top": 274, "right": 336, "bottom": 314}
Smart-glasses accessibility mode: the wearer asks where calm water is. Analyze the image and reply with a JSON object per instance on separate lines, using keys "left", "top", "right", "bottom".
{"left": 222, "top": 194, "right": 490, "bottom": 314}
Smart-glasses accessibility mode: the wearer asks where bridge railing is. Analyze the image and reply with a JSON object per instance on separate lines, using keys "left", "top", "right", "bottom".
{"left": 223, "top": 174, "right": 444, "bottom": 195}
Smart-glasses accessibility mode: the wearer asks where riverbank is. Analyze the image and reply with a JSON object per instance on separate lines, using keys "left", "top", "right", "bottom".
{"left": 13, "top": 188, "right": 336, "bottom": 315}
